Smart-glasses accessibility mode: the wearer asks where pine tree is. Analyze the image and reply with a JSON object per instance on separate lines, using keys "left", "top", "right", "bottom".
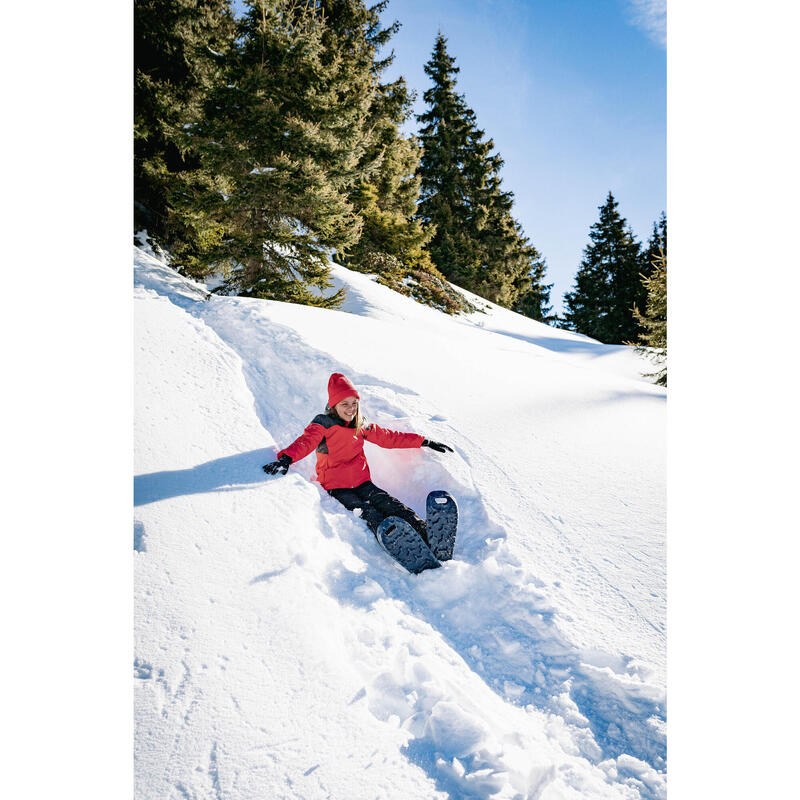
{"left": 563, "top": 192, "right": 642, "bottom": 343}
{"left": 134, "top": 0, "right": 234, "bottom": 243}
{"left": 474, "top": 181, "right": 545, "bottom": 308}
{"left": 416, "top": 33, "right": 483, "bottom": 289}
{"left": 637, "top": 212, "right": 667, "bottom": 319}
{"left": 514, "top": 244, "right": 554, "bottom": 322}
{"left": 642, "top": 212, "right": 667, "bottom": 267}
{"left": 339, "top": 8, "right": 433, "bottom": 279}
{"left": 634, "top": 247, "right": 667, "bottom": 385}
{"left": 171, "top": 0, "right": 384, "bottom": 304}
{"left": 321, "top": 14, "right": 470, "bottom": 314}
{"left": 416, "top": 33, "right": 549, "bottom": 311}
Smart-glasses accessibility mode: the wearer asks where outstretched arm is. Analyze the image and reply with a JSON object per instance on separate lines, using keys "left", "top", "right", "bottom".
{"left": 363, "top": 425, "right": 453, "bottom": 453}
{"left": 263, "top": 421, "right": 326, "bottom": 476}
{"left": 363, "top": 423, "right": 425, "bottom": 449}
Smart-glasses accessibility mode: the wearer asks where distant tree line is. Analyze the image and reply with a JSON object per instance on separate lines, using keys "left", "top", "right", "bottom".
{"left": 134, "top": 0, "right": 552, "bottom": 318}
{"left": 561, "top": 193, "right": 667, "bottom": 383}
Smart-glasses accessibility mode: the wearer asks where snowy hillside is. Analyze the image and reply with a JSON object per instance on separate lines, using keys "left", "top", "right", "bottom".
{"left": 134, "top": 242, "right": 666, "bottom": 799}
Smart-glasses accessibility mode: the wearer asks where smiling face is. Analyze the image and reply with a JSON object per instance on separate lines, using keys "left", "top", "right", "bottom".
{"left": 334, "top": 395, "right": 359, "bottom": 423}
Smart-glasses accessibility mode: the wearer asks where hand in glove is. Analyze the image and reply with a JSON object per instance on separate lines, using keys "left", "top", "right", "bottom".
{"left": 262, "top": 454, "right": 292, "bottom": 475}
{"left": 422, "top": 439, "right": 453, "bottom": 453}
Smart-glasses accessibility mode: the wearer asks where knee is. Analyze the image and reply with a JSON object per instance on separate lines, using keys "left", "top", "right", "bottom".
{"left": 368, "top": 489, "right": 395, "bottom": 511}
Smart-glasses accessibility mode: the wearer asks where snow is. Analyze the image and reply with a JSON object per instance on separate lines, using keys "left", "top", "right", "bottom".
{"left": 134, "top": 243, "right": 666, "bottom": 799}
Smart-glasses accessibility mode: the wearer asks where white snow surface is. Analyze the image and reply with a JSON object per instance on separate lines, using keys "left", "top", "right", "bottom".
{"left": 134, "top": 244, "right": 666, "bottom": 799}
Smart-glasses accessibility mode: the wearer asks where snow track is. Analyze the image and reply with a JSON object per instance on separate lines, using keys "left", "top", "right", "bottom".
{"left": 134, "top": 245, "right": 666, "bottom": 799}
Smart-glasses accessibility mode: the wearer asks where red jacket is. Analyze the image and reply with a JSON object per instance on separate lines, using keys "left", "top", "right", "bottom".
{"left": 277, "top": 411, "right": 424, "bottom": 490}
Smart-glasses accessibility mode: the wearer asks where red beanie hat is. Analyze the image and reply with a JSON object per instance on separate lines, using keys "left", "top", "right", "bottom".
{"left": 328, "top": 373, "right": 360, "bottom": 408}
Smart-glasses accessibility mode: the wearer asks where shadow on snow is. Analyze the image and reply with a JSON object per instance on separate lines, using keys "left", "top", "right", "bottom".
{"left": 134, "top": 449, "right": 276, "bottom": 506}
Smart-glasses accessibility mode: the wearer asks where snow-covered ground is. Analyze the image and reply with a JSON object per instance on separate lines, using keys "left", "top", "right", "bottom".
{"left": 134, "top": 242, "right": 666, "bottom": 799}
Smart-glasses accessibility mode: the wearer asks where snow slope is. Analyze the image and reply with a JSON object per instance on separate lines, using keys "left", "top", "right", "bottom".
{"left": 134, "top": 243, "right": 666, "bottom": 799}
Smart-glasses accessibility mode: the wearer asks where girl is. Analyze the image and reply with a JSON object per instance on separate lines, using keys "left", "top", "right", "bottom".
{"left": 262, "top": 372, "right": 453, "bottom": 546}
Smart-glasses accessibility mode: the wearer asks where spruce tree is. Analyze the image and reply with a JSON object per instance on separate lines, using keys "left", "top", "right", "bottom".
{"left": 319, "top": 13, "right": 468, "bottom": 314}
{"left": 514, "top": 243, "right": 554, "bottom": 322}
{"left": 638, "top": 212, "right": 667, "bottom": 304}
{"left": 416, "top": 33, "right": 482, "bottom": 289}
{"left": 339, "top": 8, "right": 433, "bottom": 280}
{"left": 474, "top": 178, "right": 545, "bottom": 307}
{"left": 173, "top": 0, "right": 381, "bottom": 304}
{"left": 642, "top": 212, "right": 667, "bottom": 265}
{"left": 416, "top": 33, "right": 550, "bottom": 310}
{"left": 134, "top": 0, "right": 234, "bottom": 243}
{"left": 563, "top": 192, "right": 643, "bottom": 343}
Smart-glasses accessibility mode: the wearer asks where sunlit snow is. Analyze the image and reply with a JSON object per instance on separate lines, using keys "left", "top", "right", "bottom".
{"left": 134, "top": 240, "right": 665, "bottom": 799}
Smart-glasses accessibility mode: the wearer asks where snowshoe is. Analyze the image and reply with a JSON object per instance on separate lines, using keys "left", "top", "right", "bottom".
{"left": 376, "top": 516, "right": 441, "bottom": 574}
{"left": 425, "top": 490, "right": 458, "bottom": 561}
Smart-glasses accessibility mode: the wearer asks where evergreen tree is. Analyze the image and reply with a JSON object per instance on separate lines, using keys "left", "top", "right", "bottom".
{"left": 339, "top": 7, "right": 433, "bottom": 279}
{"left": 416, "top": 33, "right": 482, "bottom": 289}
{"left": 134, "top": 0, "right": 234, "bottom": 243}
{"left": 563, "top": 192, "right": 642, "bottom": 343}
{"left": 637, "top": 212, "right": 667, "bottom": 318}
{"left": 416, "top": 33, "right": 549, "bottom": 310}
{"left": 325, "top": 14, "right": 470, "bottom": 314}
{"left": 475, "top": 181, "right": 545, "bottom": 308}
{"left": 514, "top": 245, "right": 554, "bottom": 322}
{"left": 642, "top": 212, "right": 667, "bottom": 266}
{"left": 172, "top": 0, "right": 383, "bottom": 304}
{"left": 634, "top": 247, "right": 667, "bottom": 385}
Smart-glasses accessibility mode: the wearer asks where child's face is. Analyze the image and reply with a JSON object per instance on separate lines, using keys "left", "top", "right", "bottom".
{"left": 335, "top": 396, "right": 358, "bottom": 422}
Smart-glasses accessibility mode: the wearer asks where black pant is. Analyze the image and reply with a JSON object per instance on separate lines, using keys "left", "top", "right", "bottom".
{"left": 328, "top": 481, "right": 428, "bottom": 544}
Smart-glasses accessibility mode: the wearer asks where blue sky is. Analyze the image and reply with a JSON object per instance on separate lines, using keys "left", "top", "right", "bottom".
{"left": 378, "top": 0, "right": 666, "bottom": 313}
{"left": 232, "top": 0, "right": 666, "bottom": 313}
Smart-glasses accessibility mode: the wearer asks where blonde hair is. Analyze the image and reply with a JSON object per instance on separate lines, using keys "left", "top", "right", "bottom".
{"left": 354, "top": 406, "right": 366, "bottom": 435}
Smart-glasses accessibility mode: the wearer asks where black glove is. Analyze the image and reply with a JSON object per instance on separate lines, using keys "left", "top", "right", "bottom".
{"left": 263, "top": 454, "right": 292, "bottom": 475}
{"left": 422, "top": 439, "right": 453, "bottom": 453}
